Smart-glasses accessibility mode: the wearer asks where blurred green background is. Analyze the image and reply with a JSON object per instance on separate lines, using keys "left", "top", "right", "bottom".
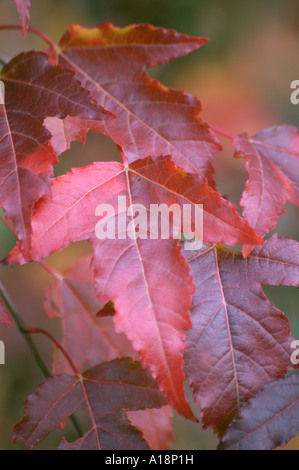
{"left": 0, "top": 0, "right": 298, "bottom": 450}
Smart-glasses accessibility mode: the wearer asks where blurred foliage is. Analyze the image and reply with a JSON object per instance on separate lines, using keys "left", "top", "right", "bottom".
{"left": 51, "top": 0, "right": 299, "bottom": 55}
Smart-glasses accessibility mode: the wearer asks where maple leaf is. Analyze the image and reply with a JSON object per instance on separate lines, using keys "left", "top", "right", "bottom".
{"left": 219, "top": 374, "right": 299, "bottom": 450}
{"left": 44, "top": 114, "right": 119, "bottom": 157}
{"left": 3, "top": 156, "right": 261, "bottom": 419}
{"left": 14, "top": 358, "right": 167, "bottom": 450}
{"left": 44, "top": 256, "right": 174, "bottom": 449}
{"left": 0, "top": 51, "right": 112, "bottom": 253}
{"left": 5, "top": 156, "right": 262, "bottom": 264}
{"left": 184, "top": 235, "right": 299, "bottom": 435}
{"left": 56, "top": 23, "right": 221, "bottom": 180}
{"left": 11, "top": 0, "right": 31, "bottom": 37}
{"left": 43, "top": 256, "right": 137, "bottom": 375}
{"left": 0, "top": 297, "right": 13, "bottom": 325}
{"left": 127, "top": 406, "right": 174, "bottom": 450}
{"left": 233, "top": 126, "right": 299, "bottom": 256}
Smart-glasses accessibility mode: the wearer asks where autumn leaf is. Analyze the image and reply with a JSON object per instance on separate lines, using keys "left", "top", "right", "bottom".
{"left": 3, "top": 155, "right": 261, "bottom": 419}
{"left": 57, "top": 23, "right": 221, "bottom": 180}
{"left": 127, "top": 406, "right": 174, "bottom": 450}
{"left": 14, "top": 358, "right": 167, "bottom": 450}
{"left": 5, "top": 156, "right": 262, "bottom": 264}
{"left": 43, "top": 256, "right": 137, "bottom": 375}
{"left": 228, "top": 234, "right": 299, "bottom": 287}
{"left": 0, "top": 51, "right": 113, "bottom": 253}
{"left": 233, "top": 126, "right": 299, "bottom": 255}
{"left": 11, "top": 0, "right": 31, "bottom": 37}
{"left": 219, "top": 374, "right": 299, "bottom": 450}
{"left": 184, "top": 235, "right": 299, "bottom": 435}
{"left": 44, "top": 114, "right": 117, "bottom": 157}
{"left": 0, "top": 297, "right": 13, "bottom": 325}
{"left": 44, "top": 256, "right": 173, "bottom": 449}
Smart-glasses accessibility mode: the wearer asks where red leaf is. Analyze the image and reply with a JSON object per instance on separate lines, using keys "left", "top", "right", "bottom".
{"left": 233, "top": 126, "right": 299, "bottom": 255}
{"left": 5, "top": 156, "right": 261, "bottom": 264}
{"left": 127, "top": 406, "right": 174, "bottom": 450}
{"left": 57, "top": 23, "right": 221, "bottom": 180}
{"left": 0, "top": 51, "right": 112, "bottom": 253}
{"left": 43, "top": 256, "right": 137, "bottom": 374}
{"left": 219, "top": 374, "right": 299, "bottom": 450}
{"left": 229, "top": 234, "right": 299, "bottom": 287}
{"left": 44, "top": 115, "right": 116, "bottom": 157}
{"left": 44, "top": 256, "right": 173, "bottom": 449}
{"left": 0, "top": 298, "right": 13, "bottom": 325}
{"left": 14, "top": 358, "right": 167, "bottom": 450}
{"left": 11, "top": 0, "right": 31, "bottom": 37}
{"left": 3, "top": 156, "right": 261, "bottom": 419}
{"left": 184, "top": 236, "right": 298, "bottom": 434}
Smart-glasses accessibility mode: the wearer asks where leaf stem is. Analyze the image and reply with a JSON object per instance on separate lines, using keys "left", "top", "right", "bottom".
{"left": 0, "top": 215, "right": 82, "bottom": 434}
{"left": 0, "top": 214, "right": 17, "bottom": 236}
{"left": 210, "top": 125, "right": 237, "bottom": 140}
{"left": 38, "top": 260, "right": 63, "bottom": 281}
{"left": 0, "top": 284, "right": 83, "bottom": 438}
{"left": 0, "top": 24, "right": 58, "bottom": 55}
{"left": 26, "top": 329, "right": 101, "bottom": 447}
{"left": 26, "top": 327, "right": 80, "bottom": 377}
